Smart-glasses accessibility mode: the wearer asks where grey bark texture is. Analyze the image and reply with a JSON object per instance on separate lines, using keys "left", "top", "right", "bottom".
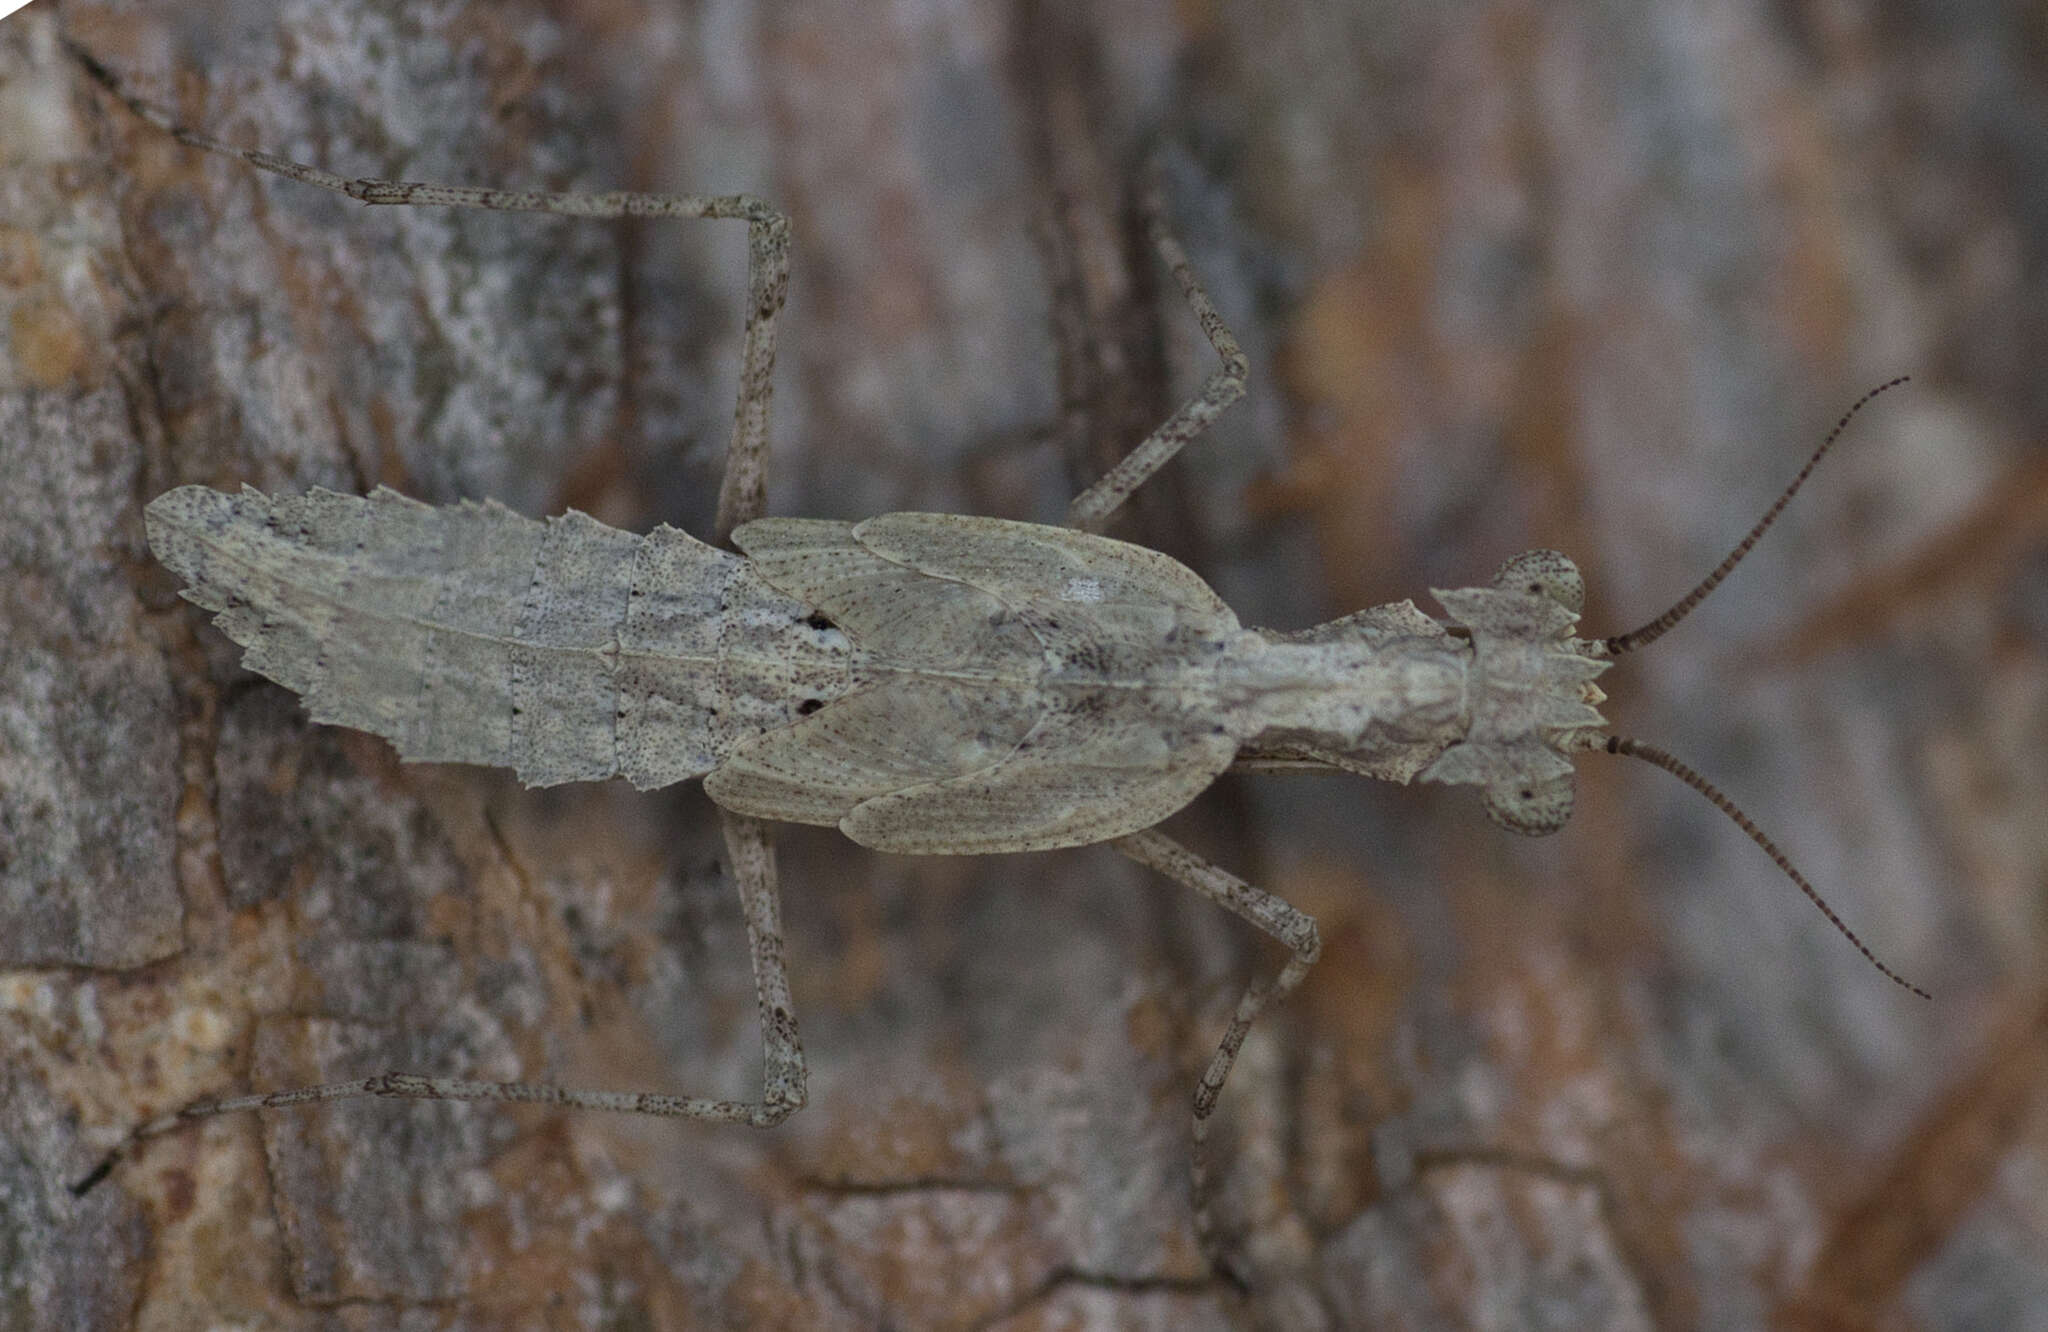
{"left": 4, "top": 0, "right": 2046, "bottom": 1327}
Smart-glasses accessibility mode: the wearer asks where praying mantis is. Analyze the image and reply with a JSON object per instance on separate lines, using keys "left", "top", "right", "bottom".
{"left": 62, "top": 43, "right": 1929, "bottom": 1286}
{"left": 36, "top": 20, "right": 1982, "bottom": 1319}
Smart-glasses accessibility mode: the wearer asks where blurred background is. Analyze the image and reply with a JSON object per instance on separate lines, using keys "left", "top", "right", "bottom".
{"left": 3, "top": 0, "right": 2045, "bottom": 1326}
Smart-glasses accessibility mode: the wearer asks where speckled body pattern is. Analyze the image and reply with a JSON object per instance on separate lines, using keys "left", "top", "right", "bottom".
{"left": 146, "top": 485, "right": 1612, "bottom": 854}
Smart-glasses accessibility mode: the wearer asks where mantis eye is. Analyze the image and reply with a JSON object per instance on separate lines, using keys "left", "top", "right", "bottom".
{"left": 1484, "top": 772, "right": 1576, "bottom": 836}
{"left": 1493, "top": 549, "right": 1584, "bottom": 614}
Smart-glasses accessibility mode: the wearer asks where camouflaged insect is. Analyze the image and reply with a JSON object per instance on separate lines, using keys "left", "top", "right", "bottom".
{"left": 76, "top": 42, "right": 1922, "bottom": 1274}
{"left": 144, "top": 488, "right": 1609, "bottom": 848}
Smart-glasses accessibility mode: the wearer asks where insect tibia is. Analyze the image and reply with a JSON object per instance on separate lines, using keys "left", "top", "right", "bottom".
{"left": 1603, "top": 735, "right": 1931, "bottom": 1000}
{"left": 1603, "top": 377, "right": 1911, "bottom": 656}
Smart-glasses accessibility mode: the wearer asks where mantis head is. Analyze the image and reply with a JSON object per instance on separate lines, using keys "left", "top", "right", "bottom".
{"left": 1423, "top": 549, "right": 1608, "bottom": 837}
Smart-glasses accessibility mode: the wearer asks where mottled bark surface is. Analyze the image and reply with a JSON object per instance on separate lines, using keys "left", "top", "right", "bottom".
{"left": 3, "top": 1, "right": 2045, "bottom": 1327}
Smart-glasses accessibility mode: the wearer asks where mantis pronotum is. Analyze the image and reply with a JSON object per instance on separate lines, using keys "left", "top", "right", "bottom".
{"left": 68, "top": 40, "right": 1926, "bottom": 1278}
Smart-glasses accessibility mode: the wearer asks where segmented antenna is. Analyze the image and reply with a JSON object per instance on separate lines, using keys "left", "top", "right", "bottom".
{"left": 1604, "top": 377, "right": 1910, "bottom": 656}
{"left": 1603, "top": 736, "right": 1929, "bottom": 999}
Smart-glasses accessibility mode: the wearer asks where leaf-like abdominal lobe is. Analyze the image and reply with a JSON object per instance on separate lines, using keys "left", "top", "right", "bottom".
{"left": 143, "top": 485, "right": 850, "bottom": 789}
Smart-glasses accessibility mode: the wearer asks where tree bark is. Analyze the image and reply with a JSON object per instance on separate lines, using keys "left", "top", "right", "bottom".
{"left": 5, "top": 0, "right": 2045, "bottom": 1327}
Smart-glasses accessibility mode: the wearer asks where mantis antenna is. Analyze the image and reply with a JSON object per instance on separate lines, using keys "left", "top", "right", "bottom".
{"left": 1595, "top": 377, "right": 1930, "bottom": 999}
{"left": 1603, "top": 736, "right": 1931, "bottom": 999}
{"left": 1603, "top": 376, "right": 1910, "bottom": 655}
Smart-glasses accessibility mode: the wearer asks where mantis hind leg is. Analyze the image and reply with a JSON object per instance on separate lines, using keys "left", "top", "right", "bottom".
{"left": 73, "top": 806, "right": 809, "bottom": 1196}
{"left": 68, "top": 39, "right": 789, "bottom": 549}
